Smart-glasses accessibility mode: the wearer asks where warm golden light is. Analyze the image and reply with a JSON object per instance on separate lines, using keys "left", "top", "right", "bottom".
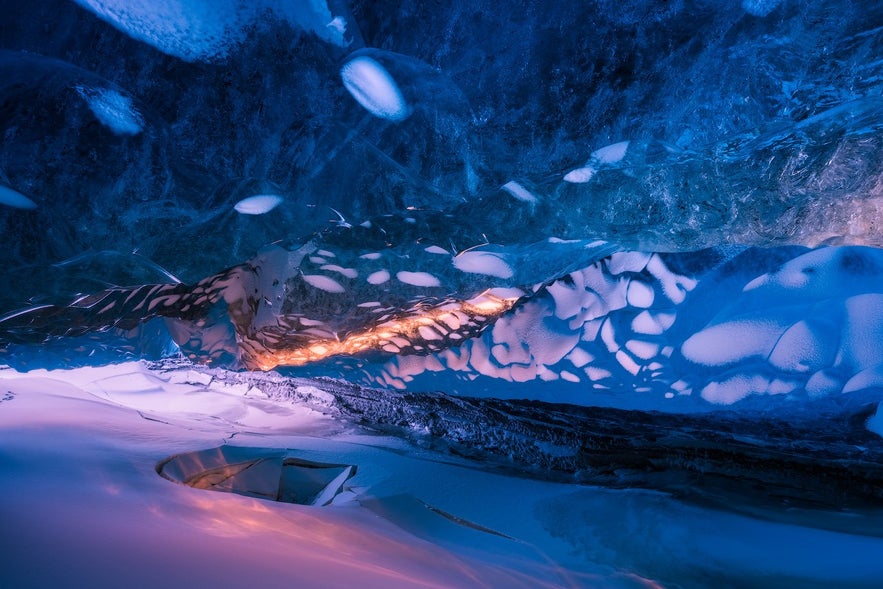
{"left": 245, "top": 289, "right": 522, "bottom": 370}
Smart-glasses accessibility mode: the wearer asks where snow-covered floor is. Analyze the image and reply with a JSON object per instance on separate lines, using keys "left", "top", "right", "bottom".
{"left": 2, "top": 362, "right": 883, "bottom": 588}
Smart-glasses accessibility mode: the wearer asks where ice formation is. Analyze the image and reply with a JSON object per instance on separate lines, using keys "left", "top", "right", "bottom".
{"left": 3, "top": 1, "right": 883, "bottom": 586}
{"left": 340, "top": 55, "right": 410, "bottom": 121}
{"left": 72, "top": 0, "right": 350, "bottom": 61}
{"left": 233, "top": 194, "right": 284, "bottom": 215}
{"left": 0, "top": 185, "right": 37, "bottom": 210}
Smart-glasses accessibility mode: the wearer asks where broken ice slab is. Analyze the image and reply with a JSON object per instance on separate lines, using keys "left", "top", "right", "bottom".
{"left": 157, "top": 445, "right": 356, "bottom": 506}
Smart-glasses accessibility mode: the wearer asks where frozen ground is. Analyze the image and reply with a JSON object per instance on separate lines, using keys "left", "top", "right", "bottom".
{"left": 2, "top": 361, "right": 883, "bottom": 588}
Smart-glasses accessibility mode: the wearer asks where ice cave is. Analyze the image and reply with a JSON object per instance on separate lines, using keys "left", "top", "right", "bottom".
{"left": 1, "top": 1, "right": 883, "bottom": 587}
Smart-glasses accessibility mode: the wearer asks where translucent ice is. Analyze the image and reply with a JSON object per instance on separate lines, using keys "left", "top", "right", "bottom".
{"left": 233, "top": 194, "right": 284, "bottom": 215}
{"left": 0, "top": 185, "right": 37, "bottom": 210}
{"left": 341, "top": 55, "right": 410, "bottom": 121}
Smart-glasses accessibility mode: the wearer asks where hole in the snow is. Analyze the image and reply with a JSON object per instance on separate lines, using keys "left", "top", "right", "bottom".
{"left": 156, "top": 446, "right": 357, "bottom": 506}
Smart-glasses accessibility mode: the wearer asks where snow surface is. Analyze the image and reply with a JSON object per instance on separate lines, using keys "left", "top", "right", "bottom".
{"left": 2, "top": 361, "right": 883, "bottom": 589}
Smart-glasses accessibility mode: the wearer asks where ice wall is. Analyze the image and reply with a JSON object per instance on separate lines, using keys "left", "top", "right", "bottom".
{"left": 0, "top": 0, "right": 882, "bottom": 414}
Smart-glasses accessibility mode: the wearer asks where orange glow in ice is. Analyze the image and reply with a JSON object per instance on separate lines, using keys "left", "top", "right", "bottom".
{"left": 247, "top": 289, "right": 521, "bottom": 370}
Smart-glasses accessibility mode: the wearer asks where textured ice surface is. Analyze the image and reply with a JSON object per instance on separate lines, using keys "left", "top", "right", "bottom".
{"left": 3, "top": 361, "right": 883, "bottom": 589}
{"left": 74, "top": 85, "right": 144, "bottom": 135}
{"left": 73, "top": 0, "right": 349, "bottom": 61}
{"left": 3, "top": 3, "right": 883, "bottom": 584}
{"left": 341, "top": 55, "right": 410, "bottom": 121}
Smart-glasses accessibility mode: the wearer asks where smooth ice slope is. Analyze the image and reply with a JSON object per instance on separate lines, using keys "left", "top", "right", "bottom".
{"left": 3, "top": 361, "right": 883, "bottom": 589}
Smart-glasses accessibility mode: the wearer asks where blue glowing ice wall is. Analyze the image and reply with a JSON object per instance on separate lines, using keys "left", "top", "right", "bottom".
{"left": 1, "top": 0, "right": 883, "bottom": 414}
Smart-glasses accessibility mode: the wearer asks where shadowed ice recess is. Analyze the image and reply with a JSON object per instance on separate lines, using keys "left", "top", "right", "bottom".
{"left": 1, "top": 0, "right": 883, "bottom": 414}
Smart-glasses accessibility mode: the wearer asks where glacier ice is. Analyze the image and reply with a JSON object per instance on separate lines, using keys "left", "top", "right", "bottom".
{"left": 0, "top": 185, "right": 37, "bottom": 210}
{"left": 341, "top": 55, "right": 410, "bottom": 121}
{"left": 2, "top": 1, "right": 883, "bottom": 585}
{"left": 233, "top": 194, "right": 284, "bottom": 215}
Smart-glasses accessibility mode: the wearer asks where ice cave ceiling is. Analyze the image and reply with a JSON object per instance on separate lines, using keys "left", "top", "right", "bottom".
{"left": 1, "top": 0, "right": 883, "bottom": 415}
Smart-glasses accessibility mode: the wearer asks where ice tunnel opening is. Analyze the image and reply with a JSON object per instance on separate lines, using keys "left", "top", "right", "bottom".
{"left": 157, "top": 445, "right": 358, "bottom": 506}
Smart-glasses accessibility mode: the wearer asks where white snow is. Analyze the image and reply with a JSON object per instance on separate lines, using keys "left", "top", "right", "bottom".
{"left": 75, "top": 86, "right": 144, "bottom": 135}
{"left": 424, "top": 245, "right": 449, "bottom": 255}
{"left": 234, "top": 194, "right": 283, "bottom": 215}
{"left": 340, "top": 56, "right": 410, "bottom": 122}
{"left": 302, "top": 274, "right": 346, "bottom": 293}
{"left": 0, "top": 356, "right": 883, "bottom": 589}
{"left": 3, "top": 362, "right": 646, "bottom": 588}
{"left": 453, "top": 250, "right": 514, "bottom": 279}
{"left": 0, "top": 184, "right": 37, "bottom": 210}
{"left": 396, "top": 271, "right": 441, "bottom": 287}
{"left": 501, "top": 181, "right": 538, "bottom": 203}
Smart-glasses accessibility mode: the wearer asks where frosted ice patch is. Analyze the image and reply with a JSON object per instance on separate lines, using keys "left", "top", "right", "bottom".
{"left": 632, "top": 311, "right": 664, "bottom": 335}
{"left": 701, "top": 374, "right": 770, "bottom": 404}
{"left": 501, "top": 181, "right": 538, "bottom": 203}
{"left": 320, "top": 265, "right": 358, "bottom": 279}
{"left": 626, "top": 280, "right": 654, "bottom": 308}
{"left": 453, "top": 251, "right": 514, "bottom": 279}
{"left": 768, "top": 320, "right": 836, "bottom": 373}
{"left": 424, "top": 245, "right": 449, "bottom": 255}
{"left": 682, "top": 318, "right": 789, "bottom": 366}
{"left": 341, "top": 56, "right": 410, "bottom": 122}
{"left": 75, "top": 86, "right": 144, "bottom": 136}
{"left": 234, "top": 194, "right": 283, "bottom": 215}
{"left": 742, "top": 0, "right": 782, "bottom": 16}
{"left": 607, "top": 252, "right": 651, "bottom": 274}
{"left": 360, "top": 252, "right": 382, "bottom": 260}
{"left": 591, "top": 141, "right": 630, "bottom": 165}
{"left": 326, "top": 16, "right": 346, "bottom": 35}
{"left": 366, "top": 269, "right": 390, "bottom": 285}
{"left": 302, "top": 274, "right": 346, "bottom": 293}
{"left": 563, "top": 166, "right": 595, "bottom": 184}
{"left": 625, "top": 339, "right": 659, "bottom": 361}
{"left": 73, "top": 0, "right": 346, "bottom": 61}
{"left": 0, "top": 185, "right": 37, "bottom": 210}
{"left": 564, "top": 141, "right": 629, "bottom": 183}
{"left": 396, "top": 271, "right": 441, "bottom": 287}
